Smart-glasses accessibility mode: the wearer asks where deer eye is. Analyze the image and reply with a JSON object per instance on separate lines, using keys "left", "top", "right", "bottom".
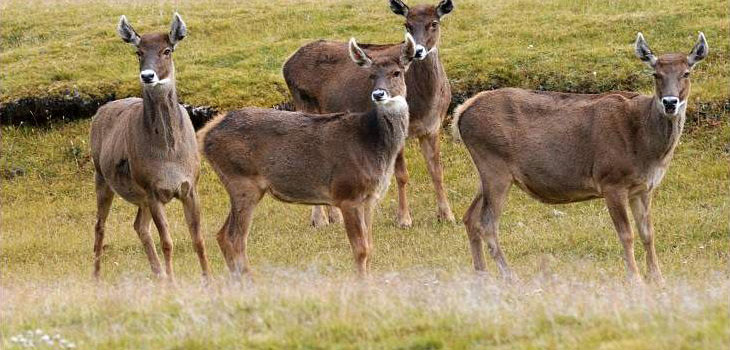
{"left": 369, "top": 74, "right": 376, "bottom": 80}
{"left": 135, "top": 50, "right": 143, "bottom": 57}
{"left": 393, "top": 71, "right": 401, "bottom": 77}
{"left": 683, "top": 71, "right": 690, "bottom": 78}
{"left": 431, "top": 21, "right": 439, "bottom": 29}
{"left": 163, "top": 48, "right": 172, "bottom": 56}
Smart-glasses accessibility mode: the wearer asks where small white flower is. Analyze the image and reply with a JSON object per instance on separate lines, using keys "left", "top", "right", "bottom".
{"left": 10, "top": 336, "right": 18, "bottom": 342}
{"left": 528, "top": 44, "right": 534, "bottom": 48}
{"left": 35, "top": 329, "right": 43, "bottom": 335}
{"left": 40, "top": 335, "right": 50, "bottom": 341}
{"left": 551, "top": 209, "right": 566, "bottom": 217}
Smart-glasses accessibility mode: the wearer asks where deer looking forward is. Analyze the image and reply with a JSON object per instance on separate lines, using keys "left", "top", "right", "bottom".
{"left": 90, "top": 13, "right": 210, "bottom": 281}
{"left": 199, "top": 34, "right": 416, "bottom": 277}
{"left": 453, "top": 32, "right": 708, "bottom": 283}
{"left": 283, "top": 0, "right": 455, "bottom": 228}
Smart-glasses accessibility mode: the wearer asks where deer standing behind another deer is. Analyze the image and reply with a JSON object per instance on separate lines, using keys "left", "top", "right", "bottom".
{"left": 283, "top": 0, "right": 455, "bottom": 228}
{"left": 199, "top": 34, "right": 417, "bottom": 277}
{"left": 90, "top": 13, "right": 210, "bottom": 281}
{"left": 453, "top": 32, "right": 708, "bottom": 284}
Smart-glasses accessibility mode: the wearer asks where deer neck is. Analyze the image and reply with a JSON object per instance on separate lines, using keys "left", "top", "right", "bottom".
{"left": 406, "top": 51, "right": 444, "bottom": 99}
{"left": 642, "top": 95, "right": 686, "bottom": 163}
{"left": 142, "top": 79, "right": 182, "bottom": 150}
{"left": 376, "top": 95, "right": 410, "bottom": 136}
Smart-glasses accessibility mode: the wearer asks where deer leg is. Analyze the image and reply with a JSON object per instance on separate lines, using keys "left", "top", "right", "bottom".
{"left": 93, "top": 173, "right": 115, "bottom": 279}
{"left": 464, "top": 170, "right": 512, "bottom": 279}
{"left": 327, "top": 206, "right": 343, "bottom": 224}
{"left": 463, "top": 193, "right": 486, "bottom": 272}
{"left": 225, "top": 182, "right": 264, "bottom": 278}
{"left": 149, "top": 201, "right": 174, "bottom": 282}
{"left": 418, "top": 132, "right": 455, "bottom": 223}
{"left": 216, "top": 212, "right": 236, "bottom": 272}
{"left": 363, "top": 197, "right": 376, "bottom": 271}
{"left": 181, "top": 188, "right": 211, "bottom": 281}
{"left": 340, "top": 202, "right": 370, "bottom": 276}
{"left": 134, "top": 205, "right": 163, "bottom": 278}
{"left": 394, "top": 148, "right": 413, "bottom": 228}
{"left": 311, "top": 205, "right": 329, "bottom": 228}
{"left": 605, "top": 190, "right": 642, "bottom": 283}
{"left": 630, "top": 192, "right": 664, "bottom": 284}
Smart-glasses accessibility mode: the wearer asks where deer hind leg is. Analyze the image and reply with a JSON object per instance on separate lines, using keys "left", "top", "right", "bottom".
{"left": 605, "top": 189, "right": 642, "bottom": 284}
{"left": 148, "top": 201, "right": 174, "bottom": 282}
{"left": 394, "top": 148, "right": 413, "bottom": 228}
{"left": 418, "top": 132, "right": 455, "bottom": 223}
{"left": 93, "top": 173, "right": 115, "bottom": 279}
{"left": 181, "top": 187, "right": 211, "bottom": 281}
{"left": 340, "top": 202, "right": 370, "bottom": 277}
{"left": 630, "top": 192, "right": 664, "bottom": 284}
{"left": 463, "top": 168, "right": 512, "bottom": 279}
{"left": 134, "top": 205, "right": 163, "bottom": 277}
{"left": 222, "top": 179, "right": 264, "bottom": 279}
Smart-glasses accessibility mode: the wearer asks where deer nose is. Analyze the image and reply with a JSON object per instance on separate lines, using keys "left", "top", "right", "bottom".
{"left": 371, "top": 89, "right": 387, "bottom": 102}
{"left": 140, "top": 70, "right": 156, "bottom": 84}
{"left": 662, "top": 96, "right": 679, "bottom": 112}
{"left": 414, "top": 45, "right": 426, "bottom": 59}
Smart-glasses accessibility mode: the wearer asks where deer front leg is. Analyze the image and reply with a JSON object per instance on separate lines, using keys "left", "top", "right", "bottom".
{"left": 93, "top": 173, "right": 115, "bottom": 280}
{"left": 149, "top": 201, "right": 174, "bottom": 282}
{"left": 605, "top": 189, "right": 642, "bottom": 284}
{"left": 394, "top": 148, "right": 413, "bottom": 228}
{"left": 311, "top": 205, "right": 329, "bottom": 228}
{"left": 340, "top": 202, "right": 370, "bottom": 276}
{"left": 181, "top": 188, "right": 211, "bottom": 281}
{"left": 418, "top": 132, "right": 455, "bottom": 223}
{"left": 630, "top": 192, "right": 664, "bottom": 285}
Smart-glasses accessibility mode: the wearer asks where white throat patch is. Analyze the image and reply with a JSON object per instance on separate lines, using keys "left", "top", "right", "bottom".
{"left": 376, "top": 95, "right": 408, "bottom": 115}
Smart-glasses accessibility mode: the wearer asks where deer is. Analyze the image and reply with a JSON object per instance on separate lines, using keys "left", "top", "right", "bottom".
{"left": 89, "top": 13, "right": 210, "bottom": 282}
{"left": 198, "top": 34, "right": 417, "bottom": 277}
{"left": 282, "top": 0, "right": 455, "bottom": 228}
{"left": 452, "top": 32, "right": 708, "bottom": 284}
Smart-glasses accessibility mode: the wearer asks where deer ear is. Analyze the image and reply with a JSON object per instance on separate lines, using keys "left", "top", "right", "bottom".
{"left": 117, "top": 15, "right": 140, "bottom": 46}
{"left": 436, "top": 0, "right": 454, "bottom": 18}
{"left": 634, "top": 32, "right": 657, "bottom": 67}
{"left": 389, "top": 0, "right": 409, "bottom": 16}
{"left": 401, "top": 32, "right": 416, "bottom": 67}
{"left": 169, "top": 13, "right": 187, "bottom": 49}
{"left": 349, "top": 38, "right": 372, "bottom": 67}
{"left": 687, "top": 32, "right": 708, "bottom": 68}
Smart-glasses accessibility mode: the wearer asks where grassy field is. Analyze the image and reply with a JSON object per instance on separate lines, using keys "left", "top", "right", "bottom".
{"left": 2, "top": 0, "right": 729, "bottom": 349}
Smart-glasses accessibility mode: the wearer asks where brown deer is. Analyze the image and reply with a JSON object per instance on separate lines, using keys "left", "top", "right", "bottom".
{"left": 452, "top": 32, "right": 708, "bottom": 283}
{"left": 283, "top": 0, "right": 455, "bottom": 228}
{"left": 90, "top": 13, "right": 210, "bottom": 281}
{"left": 199, "top": 34, "right": 416, "bottom": 277}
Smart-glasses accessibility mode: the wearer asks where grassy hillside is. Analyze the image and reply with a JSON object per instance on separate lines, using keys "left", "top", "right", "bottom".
{"left": 1, "top": 0, "right": 729, "bottom": 349}
{"left": 1, "top": 0, "right": 728, "bottom": 113}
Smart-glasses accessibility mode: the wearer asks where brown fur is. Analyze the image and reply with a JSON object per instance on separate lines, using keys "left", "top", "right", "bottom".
{"left": 200, "top": 39, "right": 415, "bottom": 277}
{"left": 90, "top": 14, "right": 210, "bottom": 281}
{"left": 282, "top": 0, "right": 455, "bottom": 228}
{"left": 454, "top": 33, "right": 708, "bottom": 284}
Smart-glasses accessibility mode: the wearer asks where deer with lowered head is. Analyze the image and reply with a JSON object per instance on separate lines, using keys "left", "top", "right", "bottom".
{"left": 90, "top": 13, "right": 210, "bottom": 281}
{"left": 452, "top": 32, "right": 708, "bottom": 283}
{"left": 199, "top": 34, "right": 417, "bottom": 277}
{"left": 283, "top": 0, "right": 455, "bottom": 228}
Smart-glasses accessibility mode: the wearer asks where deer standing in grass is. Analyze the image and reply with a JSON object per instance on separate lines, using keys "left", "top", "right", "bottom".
{"left": 90, "top": 13, "right": 210, "bottom": 281}
{"left": 199, "top": 34, "right": 416, "bottom": 277}
{"left": 453, "top": 33, "right": 708, "bottom": 283}
{"left": 283, "top": 0, "right": 455, "bottom": 228}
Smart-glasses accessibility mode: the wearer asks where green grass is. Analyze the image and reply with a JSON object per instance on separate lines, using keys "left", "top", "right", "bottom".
{"left": 0, "top": 0, "right": 728, "bottom": 113}
{"left": 1, "top": 0, "right": 729, "bottom": 349}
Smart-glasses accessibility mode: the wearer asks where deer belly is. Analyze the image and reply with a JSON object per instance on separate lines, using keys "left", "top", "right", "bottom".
{"left": 513, "top": 168, "right": 599, "bottom": 204}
